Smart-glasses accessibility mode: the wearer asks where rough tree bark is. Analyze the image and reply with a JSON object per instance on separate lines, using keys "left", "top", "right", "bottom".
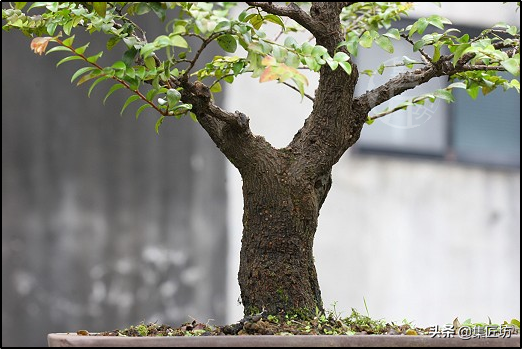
{"left": 180, "top": 2, "right": 368, "bottom": 317}
{"left": 199, "top": 2, "right": 365, "bottom": 316}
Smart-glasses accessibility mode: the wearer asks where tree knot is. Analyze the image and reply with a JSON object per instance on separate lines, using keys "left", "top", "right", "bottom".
{"left": 193, "top": 80, "right": 211, "bottom": 101}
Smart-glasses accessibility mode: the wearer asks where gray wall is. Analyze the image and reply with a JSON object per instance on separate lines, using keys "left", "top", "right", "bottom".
{"left": 2, "top": 15, "right": 227, "bottom": 347}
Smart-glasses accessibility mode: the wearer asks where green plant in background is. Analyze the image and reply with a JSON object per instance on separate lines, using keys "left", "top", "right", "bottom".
{"left": 2, "top": 2, "right": 520, "bottom": 320}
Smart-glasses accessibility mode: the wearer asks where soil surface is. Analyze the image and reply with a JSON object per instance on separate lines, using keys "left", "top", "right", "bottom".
{"left": 81, "top": 310, "right": 438, "bottom": 337}
{"left": 72, "top": 310, "right": 519, "bottom": 338}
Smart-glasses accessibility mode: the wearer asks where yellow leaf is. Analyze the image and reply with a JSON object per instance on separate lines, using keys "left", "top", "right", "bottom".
{"left": 261, "top": 55, "right": 276, "bottom": 67}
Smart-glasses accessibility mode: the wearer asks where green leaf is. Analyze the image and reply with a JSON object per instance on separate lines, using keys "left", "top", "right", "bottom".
{"left": 148, "top": 2, "right": 166, "bottom": 21}
{"left": 467, "top": 85, "right": 480, "bottom": 100}
{"left": 46, "top": 46, "right": 72, "bottom": 54}
{"left": 76, "top": 71, "right": 100, "bottom": 86}
{"left": 249, "top": 14, "right": 263, "bottom": 30}
{"left": 155, "top": 35, "right": 171, "bottom": 47}
{"left": 383, "top": 28, "right": 400, "bottom": 40}
{"left": 146, "top": 89, "right": 159, "bottom": 101}
{"left": 291, "top": 74, "right": 308, "bottom": 98}
{"left": 376, "top": 36, "right": 394, "bottom": 53}
{"left": 46, "top": 21, "right": 58, "bottom": 36}
{"left": 169, "top": 35, "right": 188, "bottom": 48}
{"left": 123, "top": 76, "right": 140, "bottom": 91}
{"left": 74, "top": 43, "right": 89, "bottom": 55}
{"left": 366, "top": 117, "right": 375, "bottom": 125}
{"left": 344, "top": 32, "right": 359, "bottom": 57}
{"left": 238, "top": 11, "right": 248, "bottom": 22}
{"left": 377, "top": 64, "right": 386, "bottom": 75}
{"left": 63, "top": 20, "right": 74, "bottom": 36}
{"left": 93, "top": 2, "right": 107, "bottom": 17}
{"left": 88, "top": 76, "right": 109, "bottom": 97}
{"left": 217, "top": 34, "right": 237, "bottom": 53}
{"left": 155, "top": 116, "right": 166, "bottom": 134}
{"left": 403, "top": 56, "right": 419, "bottom": 66}
{"left": 333, "top": 52, "right": 350, "bottom": 62}
{"left": 509, "top": 79, "right": 520, "bottom": 93}
{"left": 272, "top": 46, "right": 288, "bottom": 62}
{"left": 452, "top": 43, "right": 471, "bottom": 66}
{"left": 507, "top": 26, "right": 518, "bottom": 36}
{"left": 145, "top": 56, "right": 156, "bottom": 70}
{"left": 284, "top": 36, "right": 299, "bottom": 49}
{"left": 135, "top": 104, "right": 152, "bottom": 119}
{"left": 172, "top": 103, "right": 192, "bottom": 113}
{"left": 125, "top": 67, "right": 136, "bottom": 79}
{"left": 56, "top": 55, "right": 83, "bottom": 67}
{"left": 339, "top": 61, "right": 352, "bottom": 75}
{"left": 122, "top": 48, "right": 138, "bottom": 66}
{"left": 107, "top": 36, "right": 121, "bottom": 50}
{"left": 210, "top": 82, "right": 222, "bottom": 93}
{"left": 214, "top": 20, "right": 231, "bottom": 32}
{"left": 360, "top": 31, "right": 373, "bottom": 48}
{"left": 285, "top": 52, "right": 300, "bottom": 68}
{"left": 15, "top": 2, "right": 27, "bottom": 10}
{"left": 427, "top": 15, "right": 448, "bottom": 30}
{"left": 447, "top": 82, "right": 467, "bottom": 90}
{"left": 135, "top": 66, "right": 146, "bottom": 79}
{"left": 501, "top": 58, "right": 520, "bottom": 76}
{"left": 112, "top": 61, "right": 126, "bottom": 70}
{"left": 264, "top": 14, "right": 285, "bottom": 28}
{"left": 190, "top": 112, "right": 198, "bottom": 123}
{"left": 433, "top": 44, "right": 441, "bottom": 62}
{"left": 326, "top": 59, "right": 338, "bottom": 71}
{"left": 312, "top": 45, "right": 328, "bottom": 58}
{"left": 120, "top": 95, "right": 140, "bottom": 115}
{"left": 140, "top": 43, "right": 156, "bottom": 58}
{"left": 62, "top": 36, "right": 75, "bottom": 47}
{"left": 166, "top": 88, "right": 181, "bottom": 108}
{"left": 103, "top": 84, "right": 125, "bottom": 104}
{"left": 87, "top": 51, "right": 103, "bottom": 64}
{"left": 413, "top": 40, "right": 426, "bottom": 52}
{"left": 409, "top": 18, "right": 428, "bottom": 37}
{"left": 434, "top": 89, "right": 455, "bottom": 103}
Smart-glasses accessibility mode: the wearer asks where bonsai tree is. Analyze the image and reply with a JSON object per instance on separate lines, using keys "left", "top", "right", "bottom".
{"left": 3, "top": 2, "right": 520, "bottom": 319}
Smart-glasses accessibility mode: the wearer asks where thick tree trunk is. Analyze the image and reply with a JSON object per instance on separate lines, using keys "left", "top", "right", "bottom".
{"left": 238, "top": 152, "right": 332, "bottom": 317}
{"left": 188, "top": 1, "right": 365, "bottom": 320}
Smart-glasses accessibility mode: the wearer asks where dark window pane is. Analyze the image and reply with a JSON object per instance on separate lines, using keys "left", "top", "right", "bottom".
{"left": 452, "top": 87, "right": 520, "bottom": 167}
{"left": 355, "top": 38, "right": 448, "bottom": 156}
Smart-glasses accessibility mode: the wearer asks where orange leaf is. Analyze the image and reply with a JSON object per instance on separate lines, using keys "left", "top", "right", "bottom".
{"left": 30, "top": 37, "right": 52, "bottom": 55}
{"left": 260, "top": 67, "right": 279, "bottom": 83}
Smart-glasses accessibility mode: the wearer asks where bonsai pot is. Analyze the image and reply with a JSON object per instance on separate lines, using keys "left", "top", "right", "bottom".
{"left": 48, "top": 333, "right": 520, "bottom": 347}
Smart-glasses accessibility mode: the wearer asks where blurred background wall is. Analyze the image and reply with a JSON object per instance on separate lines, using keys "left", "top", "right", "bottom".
{"left": 2, "top": 11, "right": 228, "bottom": 347}
{"left": 2, "top": 2, "right": 520, "bottom": 347}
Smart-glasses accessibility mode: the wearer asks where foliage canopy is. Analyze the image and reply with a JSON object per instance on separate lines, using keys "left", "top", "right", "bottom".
{"left": 3, "top": 2, "right": 520, "bottom": 133}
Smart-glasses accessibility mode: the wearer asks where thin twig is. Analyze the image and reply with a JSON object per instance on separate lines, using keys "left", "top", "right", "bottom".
{"left": 401, "top": 34, "right": 433, "bottom": 64}
{"left": 282, "top": 82, "right": 315, "bottom": 102}
{"left": 184, "top": 33, "right": 221, "bottom": 78}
